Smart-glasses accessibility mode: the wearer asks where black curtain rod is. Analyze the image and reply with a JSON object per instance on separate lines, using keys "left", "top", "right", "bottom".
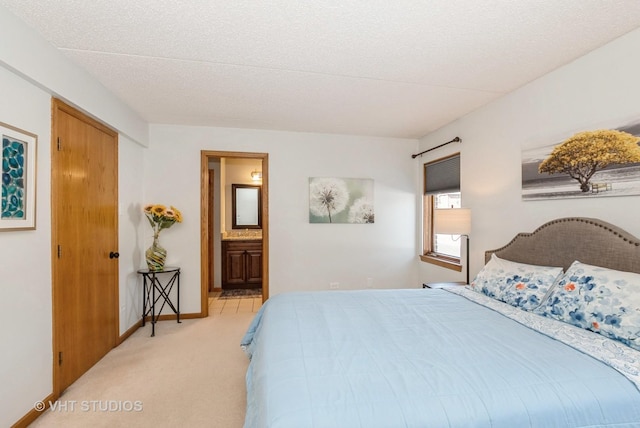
{"left": 411, "top": 137, "right": 461, "bottom": 159}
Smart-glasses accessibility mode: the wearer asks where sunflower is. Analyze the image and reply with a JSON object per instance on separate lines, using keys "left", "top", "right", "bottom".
{"left": 144, "top": 203, "right": 183, "bottom": 238}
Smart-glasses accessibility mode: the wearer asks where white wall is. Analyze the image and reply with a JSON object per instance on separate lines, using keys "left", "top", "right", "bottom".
{"left": 118, "top": 136, "right": 146, "bottom": 333}
{"left": 146, "top": 125, "right": 419, "bottom": 312}
{"left": 0, "top": 65, "right": 53, "bottom": 427}
{"left": 418, "top": 27, "right": 640, "bottom": 285}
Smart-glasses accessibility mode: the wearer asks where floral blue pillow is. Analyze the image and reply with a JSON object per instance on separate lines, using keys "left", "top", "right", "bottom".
{"left": 469, "top": 254, "right": 563, "bottom": 311}
{"left": 536, "top": 261, "right": 640, "bottom": 351}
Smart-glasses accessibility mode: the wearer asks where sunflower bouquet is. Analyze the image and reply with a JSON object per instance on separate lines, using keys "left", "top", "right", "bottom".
{"left": 143, "top": 204, "right": 183, "bottom": 239}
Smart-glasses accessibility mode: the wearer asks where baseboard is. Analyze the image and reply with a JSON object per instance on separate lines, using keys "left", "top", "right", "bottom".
{"left": 122, "top": 313, "right": 204, "bottom": 338}
{"left": 12, "top": 392, "right": 56, "bottom": 428}
{"left": 118, "top": 319, "right": 143, "bottom": 344}
{"left": 177, "top": 312, "right": 204, "bottom": 320}
{"left": 121, "top": 312, "right": 204, "bottom": 340}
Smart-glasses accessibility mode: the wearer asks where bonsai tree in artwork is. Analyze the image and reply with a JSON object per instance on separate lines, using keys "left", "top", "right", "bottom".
{"left": 538, "top": 129, "right": 640, "bottom": 192}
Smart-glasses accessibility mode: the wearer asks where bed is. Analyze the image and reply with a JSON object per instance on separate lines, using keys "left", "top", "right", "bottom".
{"left": 241, "top": 217, "right": 640, "bottom": 427}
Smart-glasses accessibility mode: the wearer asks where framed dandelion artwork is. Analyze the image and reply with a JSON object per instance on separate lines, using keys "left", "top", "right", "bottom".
{"left": 309, "top": 177, "right": 374, "bottom": 224}
{"left": 1, "top": 122, "right": 37, "bottom": 230}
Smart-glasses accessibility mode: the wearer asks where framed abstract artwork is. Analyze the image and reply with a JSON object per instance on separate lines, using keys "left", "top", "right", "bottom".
{"left": 1, "top": 122, "right": 37, "bottom": 230}
{"left": 309, "top": 177, "right": 374, "bottom": 224}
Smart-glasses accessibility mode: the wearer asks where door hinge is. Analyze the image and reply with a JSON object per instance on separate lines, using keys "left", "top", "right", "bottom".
{"left": 58, "top": 351, "right": 63, "bottom": 366}
{"left": 57, "top": 245, "right": 61, "bottom": 258}
{"left": 57, "top": 137, "right": 61, "bottom": 151}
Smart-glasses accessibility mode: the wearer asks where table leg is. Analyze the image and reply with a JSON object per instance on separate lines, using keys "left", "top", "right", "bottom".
{"left": 151, "top": 272, "right": 156, "bottom": 337}
{"left": 141, "top": 275, "right": 146, "bottom": 327}
{"left": 177, "top": 271, "right": 181, "bottom": 324}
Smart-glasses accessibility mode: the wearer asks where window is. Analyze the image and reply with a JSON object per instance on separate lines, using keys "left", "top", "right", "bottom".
{"left": 421, "top": 154, "right": 462, "bottom": 271}
{"left": 433, "top": 192, "right": 461, "bottom": 257}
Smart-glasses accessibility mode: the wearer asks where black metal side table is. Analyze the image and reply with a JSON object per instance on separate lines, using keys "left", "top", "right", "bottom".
{"left": 137, "top": 266, "right": 181, "bottom": 336}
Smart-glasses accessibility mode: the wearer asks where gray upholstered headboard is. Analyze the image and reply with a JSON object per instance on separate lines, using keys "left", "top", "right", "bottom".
{"left": 485, "top": 217, "right": 640, "bottom": 274}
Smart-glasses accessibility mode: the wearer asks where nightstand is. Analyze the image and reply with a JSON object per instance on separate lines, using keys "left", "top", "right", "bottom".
{"left": 423, "top": 282, "right": 467, "bottom": 289}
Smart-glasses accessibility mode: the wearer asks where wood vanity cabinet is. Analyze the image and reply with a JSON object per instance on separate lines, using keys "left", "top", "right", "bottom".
{"left": 221, "top": 240, "right": 262, "bottom": 289}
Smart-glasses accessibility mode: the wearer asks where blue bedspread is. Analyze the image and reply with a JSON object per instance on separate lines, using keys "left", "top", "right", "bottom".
{"left": 241, "top": 289, "right": 640, "bottom": 427}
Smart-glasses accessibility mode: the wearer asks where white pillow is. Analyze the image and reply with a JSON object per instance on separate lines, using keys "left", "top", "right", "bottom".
{"left": 536, "top": 261, "right": 640, "bottom": 351}
{"left": 469, "top": 254, "right": 563, "bottom": 311}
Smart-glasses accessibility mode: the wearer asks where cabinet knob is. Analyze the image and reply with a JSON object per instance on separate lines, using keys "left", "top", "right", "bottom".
{"left": 109, "top": 251, "right": 120, "bottom": 259}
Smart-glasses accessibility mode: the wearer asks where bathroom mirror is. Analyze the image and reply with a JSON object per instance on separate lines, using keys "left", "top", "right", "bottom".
{"left": 232, "top": 184, "right": 262, "bottom": 229}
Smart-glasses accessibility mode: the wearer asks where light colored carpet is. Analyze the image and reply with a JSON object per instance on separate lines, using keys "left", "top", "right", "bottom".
{"left": 30, "top": 304, "right": 255, "bottom": 427}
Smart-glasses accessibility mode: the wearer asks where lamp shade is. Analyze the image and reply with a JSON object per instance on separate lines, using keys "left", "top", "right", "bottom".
{"left": 433, "top": 208, "right": 471, "bottom": 235}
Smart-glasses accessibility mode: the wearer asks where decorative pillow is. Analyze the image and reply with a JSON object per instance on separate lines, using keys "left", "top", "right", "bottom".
{"left": 469, "top": 254, "right": 563, "bottom": 310}
{"left": 536, "top": 261, "right": 640, "bottom": 351}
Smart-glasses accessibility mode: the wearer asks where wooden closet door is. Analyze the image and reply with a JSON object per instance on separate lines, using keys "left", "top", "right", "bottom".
{"left": 51, "top": 99, "right": 119, "bottom": 393}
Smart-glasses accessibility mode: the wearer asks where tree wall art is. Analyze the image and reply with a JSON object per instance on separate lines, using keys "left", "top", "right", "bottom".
{"left": 309, "top": 177, "right": 374, "bottom": 224}
{"left": 522, "top": 122, "right": 640, "bottom": 200}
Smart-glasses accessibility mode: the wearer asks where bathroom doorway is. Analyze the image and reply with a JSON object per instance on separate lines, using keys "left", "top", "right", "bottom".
{"left": 200, "top": 151, "right": 268, "bottom": 317}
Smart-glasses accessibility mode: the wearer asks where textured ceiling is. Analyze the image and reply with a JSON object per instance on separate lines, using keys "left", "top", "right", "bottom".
{"left": 2, "top": 1, "right": 640, "bottom": 139}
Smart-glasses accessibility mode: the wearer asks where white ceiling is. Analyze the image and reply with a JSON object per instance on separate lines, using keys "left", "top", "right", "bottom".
{"left": 2, "top": 1, "right": 640, "bottom": 139}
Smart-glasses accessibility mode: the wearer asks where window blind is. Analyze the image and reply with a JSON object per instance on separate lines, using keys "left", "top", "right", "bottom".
{"left": 424, "top": 155, "right": 460, "bottom": 195}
